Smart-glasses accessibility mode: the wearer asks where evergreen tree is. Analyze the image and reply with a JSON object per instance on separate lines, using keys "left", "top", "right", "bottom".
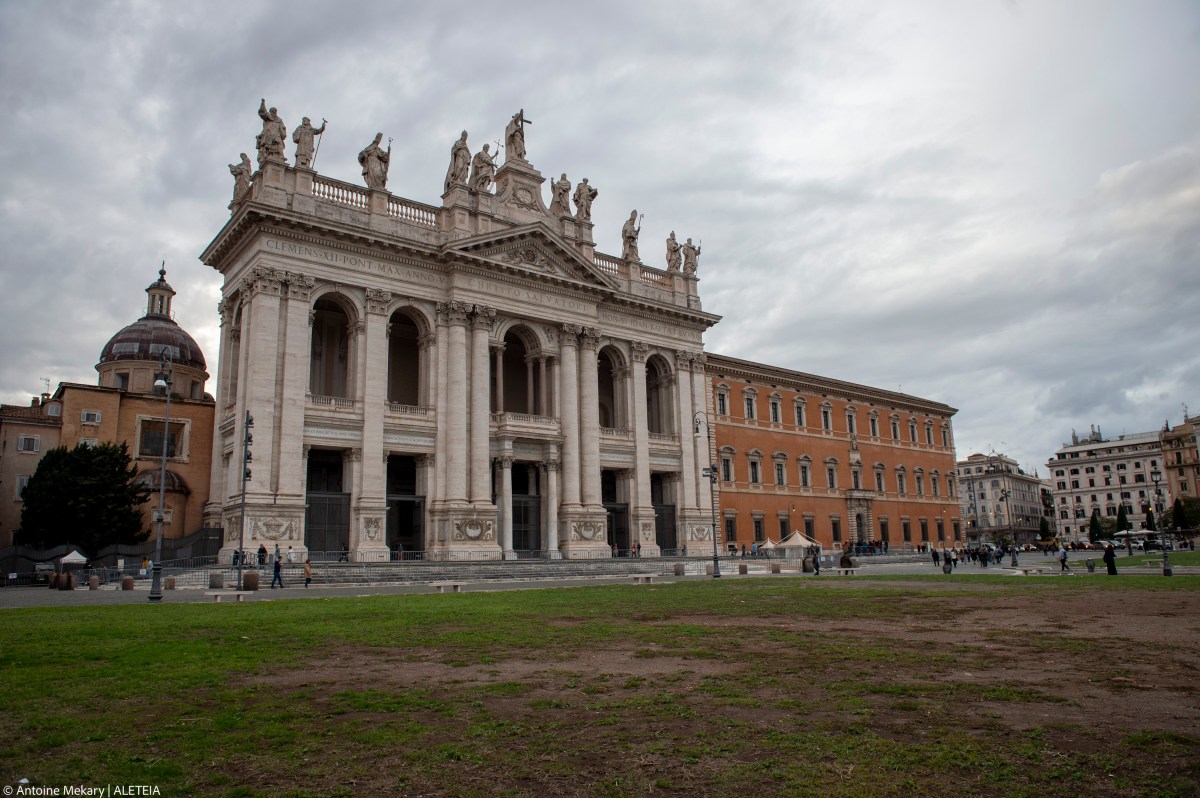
{"left": 1039, "top": 516, "right": 1051, "bottom": 540}
{"left": 18, "top": 442, "right": 150, "bottom": 555}
{"left": 1116, "top": 504, "right": 1130, "bottom": 533}
{"left": 1145, "top": 508, "right": 1156, "bottom": 532}
{"left": 1088, "top": 513, "right": 1102, "bottom": 542}
{"left": 1173, "top": 498, "right": 1187, "bottom": 531}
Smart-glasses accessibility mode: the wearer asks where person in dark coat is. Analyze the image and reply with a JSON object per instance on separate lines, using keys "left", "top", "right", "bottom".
{"left": 271, "top": 556, "right": 284, "bottom": 589}
{"left": 1103, "top": 543, "right": 1118, "bottom": 575}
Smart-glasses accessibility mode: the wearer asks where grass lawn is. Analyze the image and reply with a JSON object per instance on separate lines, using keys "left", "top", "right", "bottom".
{"left": 2, "top": 575, "right": 1198, "bottom": 797}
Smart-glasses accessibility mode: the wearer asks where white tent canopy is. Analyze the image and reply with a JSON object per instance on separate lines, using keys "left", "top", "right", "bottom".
{"left": 59, "top": 549, "right": 87, "bottom": 564}
{"left": 777, "top": 531, "right": 819, "bottom": 549}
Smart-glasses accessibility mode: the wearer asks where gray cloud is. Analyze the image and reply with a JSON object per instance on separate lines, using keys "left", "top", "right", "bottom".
{"left": 1, "top": 0, "right": 1198, "bottom": 474}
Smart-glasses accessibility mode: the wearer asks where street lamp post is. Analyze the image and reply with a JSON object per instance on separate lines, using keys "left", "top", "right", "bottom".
{"left": 1152, "top": 468, "right": 1170, "bottom": 576}
{"left": 148, "top": 352, "right": 172, "bottom": 602}
{"left": 237, "top": 412, "right": 254, "bottom": 590}
{"left": 693, "top": 412, "right": 721, "bottom": 579}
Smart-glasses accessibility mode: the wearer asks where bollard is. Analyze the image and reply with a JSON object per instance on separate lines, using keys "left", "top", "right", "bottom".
{"left": 165, "top": 576, "right": 176, "bottom": 590}
{"left": 770, "top": 561, "right": 781, "bottom": 574}
{"left": 89, "top": 575, "right": 99, "bottom": 590}
{"left": 705, "top": 563, "right": 714, "bottom": 576}
{"left": 738, "top": 562, "right": 748, "bottom": 575}
{"left": 58, "top": 573, "right": 75, "bottom": 590}
{"left": 673, "top": 563, "right": 685, "bottom": 577}
{"left": 802, "top": 557, "right": 813, "bottom": 573}
{"left": 48, "top": 572, "right": 59, "bottom": 590}
{"left": 209, "top": 572, "right": 225, "bottom": 590}
{"left": 121, "top": 576, "right": 135, "bottom": 591}
{"left": 241, "top": 570, "right": 260, "bottom": 591}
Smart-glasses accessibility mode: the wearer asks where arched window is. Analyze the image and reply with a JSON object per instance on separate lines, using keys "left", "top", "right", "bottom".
{"left": 310, "top": 295, "right": 354, "bottom": 398}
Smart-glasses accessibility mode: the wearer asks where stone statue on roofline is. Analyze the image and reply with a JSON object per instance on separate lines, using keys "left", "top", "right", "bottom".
{"left": 549, "top": 173, "right": 571, "bottom": 216}
{"left": 573, "top": 178, "right": 597, "bottom": 223}
{"left": 444, "top": 130, "right": 470, "bottom": 194}
{"left": 505, "top": 109, "right": 530, "bottom": 162}
{"left": 358, "top": 133, "right": 391, "bottom": 190}
{"left": 682, "top": 237, "right": 701, "bottom": 274}
{"left": 292, "top": 116, "right": 326, "bottom": 169}
{"left": 665, "top": 231, "right": 681, "bottom": 272}
{"left": 228, "top": 153, "right": 253, "bottom": 201}
{"left": 621, "top": 210, "right": 642, "bottom": 262}
{"left": 255, "top": 99, "right": 288, "bottom": 165}
{"left": 470, "top": 144, "right": 498, "bottom": 192}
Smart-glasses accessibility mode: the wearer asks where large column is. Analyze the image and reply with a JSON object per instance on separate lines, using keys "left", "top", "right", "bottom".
{"left": 558, "top": 325, "right": 582, "bottom": 509}
{"left": 525, "top": 356, "right": 535, "bottom": 414}
{"left": 443, "top": 302, "right": 470, "bottom": 505}
{"left": 352, "top": 289, "right": 391, "bottom": 561}
{"left": 675, "top": 351, "right": 698, "bottom": 512}
{"left": 418, "top": 331, "right": 436, "bottom": 407}
{"left": 542, "top": 459, "right": 560, "bottom": 556}
{"left": 579, "top": 327, "right": 602, "bottom": 508}
{"left": 499, "top": 455, "right": 514, "bottom": 558}
{"left": 537, "top": 356, "right": 548, "bottom": 416}
{"left": 470, "top": 305, "right": 495, "bottom": 506}
{"left": 207, "top": 299, "right": 235, "bottom": 533}
{"left": 629, "top": 341, "right": 656, "bottom": 551}
{"left": 492, "top": 344, "right": 505, "bottom": 414}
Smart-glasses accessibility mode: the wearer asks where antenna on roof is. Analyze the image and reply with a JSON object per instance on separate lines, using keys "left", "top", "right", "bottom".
{"left": 41, "top": 377, "right": 50, "bottom": 393}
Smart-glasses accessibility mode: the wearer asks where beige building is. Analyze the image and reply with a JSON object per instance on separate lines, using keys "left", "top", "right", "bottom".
{"left": 201, "top": 113, "right": 720, "bottom": 560}
{"left": 1047, "top": 425, "right": 1163, "bottom": 540}
{"left": 955, "top": 452, "right": 1043, "bottom": 545}
{"left": 0, "top": 270, "right": 215, "bottom": 549}
{"left": 0, "top": 395, "right": 62, "bottom": 546}
{"left": 1160, "top": 415, "right": 1198, "bottom": 519}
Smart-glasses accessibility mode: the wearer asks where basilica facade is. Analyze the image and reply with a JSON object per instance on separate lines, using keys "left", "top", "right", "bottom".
{"left": 202, "top": 112, "right": 720, "bottom": 561}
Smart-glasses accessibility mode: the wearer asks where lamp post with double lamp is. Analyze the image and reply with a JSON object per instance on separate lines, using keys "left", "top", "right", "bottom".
{"left": 148, "top": 352, "right": 173, "bottom": 602}
{"left": 1152, "top": 467, "right": 1170, "bottom": 576}
{"left": 693, "top": 412, "right": 721, "bottom": 578}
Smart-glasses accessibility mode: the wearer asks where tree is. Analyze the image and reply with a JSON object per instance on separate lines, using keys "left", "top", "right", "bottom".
{"left": 1173, "top": 498, "right": 1186, "bottom": 531}
{"left": 18, "top": 442, "right": 150, "bottom": 555}
{"left": 1088, "top": 513, "right": 1102, "bottom": 542}
{"left": 1116, "top": 504, "right": 1130, "bottom": 534}
{"left": 1039, "top": 516, "right": 1051, "bottom": 540}
{"left": 1145, "top": 508, "right": 1157, "bottom": 532}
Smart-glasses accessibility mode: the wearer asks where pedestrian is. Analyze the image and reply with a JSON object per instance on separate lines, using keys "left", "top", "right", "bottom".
{"left": 950, "top": 548, "right": 958, "bottom": 570}
{"left": 287, "top": 546, "right": 296, "bottom": 563}
{"left": 1103, "top": 543, "right": 1117, "bottom": 575}
{"left": 635, "top": 542, "right": 642, "bottom": 558}
{"left": 1058, "top": 544, "right": 1071, "bottom": 573}
{"left": 611, "top": 542, "right": 618, "bottom": 557}
{"left": 257, "top": 544, "right": 267, "bottom": 568}
{"left": 740, "top": 544, "right": 747, "bottom": 558}
{"left": 812, "top": 549, "right": 821, "bottom": 576}
{"left": 750, "top": 542, "right": 758, "bottom": 557}
{"left": 932, "top": 549, "right": 940, "bottom": 567}
{"left": 274, "top": 543, "right": 281, "bottom": 563}
{"left": 304, "top": 558, "right": 313, "bottom": 588}
{"left": 271, "top": 556, "right": 284, "bottom": 589}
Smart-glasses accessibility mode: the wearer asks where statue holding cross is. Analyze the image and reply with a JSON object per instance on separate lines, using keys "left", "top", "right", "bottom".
{"left": 505, "top": 109, "right": 531, "bottom": 162}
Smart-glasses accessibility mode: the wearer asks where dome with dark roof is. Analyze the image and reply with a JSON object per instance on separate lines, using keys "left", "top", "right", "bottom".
{"left": 99, "top": 316, "right": 207, "bottom": 371}
{"left": 97, "top": 266, "right": 207, "bottom": 371}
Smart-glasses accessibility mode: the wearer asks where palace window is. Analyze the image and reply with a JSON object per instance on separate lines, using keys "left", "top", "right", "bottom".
{"left": 909, "top": 420, "right": 918, "bottom": 443}
{"left": 774, "top": 461, "right": 786, "bottom": 486}
{"left": 846, "top": 408, "right": 857, "bottom": 435}
{"left": 831, "top": 517, "right": 842, "bottom": 542}
{"left": 902, "top": 519, "right": 912, "bottom": 542}
{"left": 744, "top": 395, "right": 756, "bottom": 420}
{"left": 920, "top": 518, "right": 929, "bottom": 541}
{"left": 897, "top": 472, "right": 907, "bottom": 494}
{"left": 769, "top": 395, "right": 782, "bottom": 424}
{"left": 851, "top": 469, "right": 862, "bottom": 490}
{"left": 139, "top": 420, "right": 185, "bottom": 459}
{"left": 799, "top": 461, "right": 811, "bottom": 488}
{"left": 794, "top": 401, "right": 806, "bottom": 427}
{"left": 891, "top": 417, "right": 901, "bottom": 440}
{"left": 942, "top": 426, "right": 950, "bottom": 447}
{"left": 748, "top": 460, "right": 761, "bottom": 485}
{"left": 17, "top": 435, "right": 39, "bottom": 453}
{"left": 875, "top": 470, "right": 885, "bottom": 492}
{"left": 826, "top": 465, "right": 837, "bottom": 489}
{"left": 753, "top": 516, "right": 764, "bottom": 542}
{"left": 821, "top": 404, "right": 832, "bottom": 431}
{"left": 721, "top": 457, "right": 733, "bottom": 482}
{"left": 81, "top": 410, "right": 102, "bottom": 425}
{"left": 869, "top": 413, "right": 879, "bottom": 438}
{"left": 925, "top": 423, "right": 934, "bottom": 445}
{"left": 716, "top": 391, "right": 728, "bottom": 416}
{"left": 724, "top": 516, "right": 737, "bottom": 544}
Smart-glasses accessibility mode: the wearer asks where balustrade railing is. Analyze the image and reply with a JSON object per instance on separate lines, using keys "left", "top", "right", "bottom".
{"left": 600, "top": 427, "right": 632, "bottom": 438}
{"left": 593, "top": 252, "right": 623, "bottom": 276}
{"left": 492, "top": 411, "right": 557, "bottom": 425}
{"left": 638, "top": 266, "right": 670, "bottom": 287}
{"left": 313, "top": 176, "right": 369, "bottom": 210}
{"left": 387, "top": 196, "right": 439, "bottom": 228}
{"left": 649, "top": 432, "right": 679, "bottom": 442}
{"left": 308, "top": 393, "right": 357, "bottom": 410}
{"left": 386, "top": 402, "right": 432, "bottom": 416}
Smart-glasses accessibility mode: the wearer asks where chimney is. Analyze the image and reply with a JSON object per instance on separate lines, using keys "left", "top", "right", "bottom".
{"left": 30, "top": 396, "right": 40, "bottom": 407}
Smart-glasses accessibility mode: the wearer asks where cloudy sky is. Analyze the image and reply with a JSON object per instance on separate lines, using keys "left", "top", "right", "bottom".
{"left": 1, "top": 0, "right": 1197, "bottom": 473}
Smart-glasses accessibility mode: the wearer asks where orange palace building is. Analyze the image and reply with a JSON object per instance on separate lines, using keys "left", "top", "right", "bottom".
{"left": 705, "top": 354, "right": 960, "bottom": 551}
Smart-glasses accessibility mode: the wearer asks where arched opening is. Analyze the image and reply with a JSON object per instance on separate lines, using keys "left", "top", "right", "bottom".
{"left": 645, "top": 355, "right": 672, "bottom": 435}
{"left": 855, "top": 512, "right": 866, "bottom": 542}
{"left": 309, "top": 297, "right": 352, "bottom": 398}
{"left": 597, "top": 347, "right": 625, "bottom": 429}
{"left": 494, "top": 327, "right": 542, "bottom": 415}
{"left": 227, "top": 305, "right": 242, "bottom": 406}
{"left": 386, "top": 310, "right": 422, "bottom": 406}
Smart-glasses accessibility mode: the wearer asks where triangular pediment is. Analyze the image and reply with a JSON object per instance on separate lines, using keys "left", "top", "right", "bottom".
{"left": 443, "top": 223, "right": 619, "bottom": 290}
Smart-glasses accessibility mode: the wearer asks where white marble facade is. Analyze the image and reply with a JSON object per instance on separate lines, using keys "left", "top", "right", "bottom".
{"left": 202, "top": 119, "right": 720, "bottom": 561}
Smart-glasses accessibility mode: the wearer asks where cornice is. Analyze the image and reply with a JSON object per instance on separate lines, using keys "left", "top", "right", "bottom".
{"left": 705, "top": 353, "right": 957, "bottom": 417}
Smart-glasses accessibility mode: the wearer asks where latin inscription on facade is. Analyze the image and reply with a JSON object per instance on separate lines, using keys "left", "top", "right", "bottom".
{"left": 264, "top": 238, "right": 446, "bottom": 286}
{"left": 465, "top": 277, "right": 591, "bottom": 313}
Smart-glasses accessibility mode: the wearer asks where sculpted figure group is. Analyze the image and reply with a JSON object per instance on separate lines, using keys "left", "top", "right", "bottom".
{"left": 236, "top": 103, "right": 707, "bottom": 272}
